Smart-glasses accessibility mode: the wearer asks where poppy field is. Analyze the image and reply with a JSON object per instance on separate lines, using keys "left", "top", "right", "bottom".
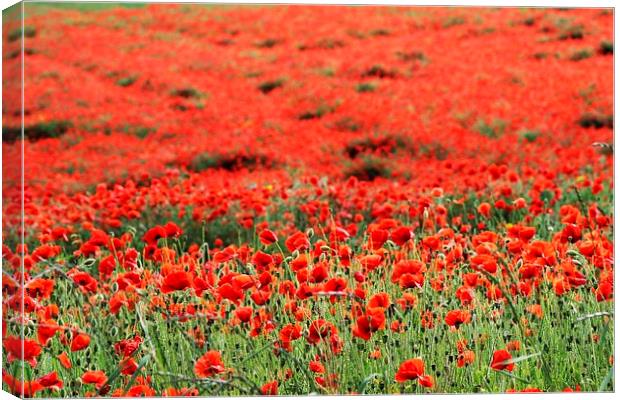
{"left": 1, "top": 3, "right": 615, "bottom": 397}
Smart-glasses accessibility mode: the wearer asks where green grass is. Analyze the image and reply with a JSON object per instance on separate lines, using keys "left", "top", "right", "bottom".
{"left": 25, "top": 2, "right": 146, "bottom": 14}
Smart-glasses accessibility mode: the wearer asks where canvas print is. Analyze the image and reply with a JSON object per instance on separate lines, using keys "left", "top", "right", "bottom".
{"left": 1, "top": 2, "right": 614, "bottom": 397}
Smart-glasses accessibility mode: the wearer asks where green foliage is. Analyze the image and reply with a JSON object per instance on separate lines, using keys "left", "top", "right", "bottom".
{"left": 569, "top": 48, "right": 593, "bottom": 61}
{"left": 255, "top": 38, "right": 280, "bottom": 48}
{"left": 332, "top": 117, "right": 362, "bottom": 132}
{"left": 116, "top": 75, "right": 138, "bottom": 87}
{"left": 189, "top": 151, "right": 272, "bottom": 172}
{"left": 298, "top": 38, "right": 345, "bottom": 51}
{"left": 443, "top": 16, "right": 466, "bottom": 28}
{"left": 298, "top": 103, "right": 337, "bottom": 120}
{"left": 522, "top": 16, "right": 536, "bottom": 26}
{"left": 520, "top": 129, "right": 541, "bottom": 143}
{"left": 170, "top": 87, "right": 202, "bottom": 99}
{"left": 418, "top": 141, "right": 450, "bottom": 160}
{"left": 362, "top": 65, "right": 398, "bottom": 79}
{"left": 395, "top": 50, "right": 427, "bottom": 63}
{"left": 556, "top": 21, "right": 584, "bottom": 40}
{"left": 343, "top": 155, "right": 392, "bottom": 181}
{"left": 2, "top": 120, "right": 72, "bottom": 142}
{"left": 356, "top": 82, "right": 377, "bottom": 93}
{"left": 8, "top": 25, "right": 36, "bottom": 41}
{"left": 121, "top": 125, "right": 155, "bottom": 139}
{"left": 344, "top": 133, "right": 412, "bottom": 159}
{"left": 369, "top": 28, "right": 391, "bottom": 36}
{"left": 578, "top": 113, "right": 613, "bottom": 129}
{"left": 474, "top": 118, "right": 507, "bottom": 139}
{"left": 599, "top": 40, "right": 613, "bottom": 55}
{"left": 257, "top": 79, "right": 284, "bottom": 94}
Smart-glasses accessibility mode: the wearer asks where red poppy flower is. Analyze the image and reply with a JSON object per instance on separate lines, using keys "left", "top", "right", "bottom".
{"left": 259, "top": 229, "right": 278, "bottom": 245}
{"left": 161, "top": 271, "right": 192, "bottom": 293}
{"left": 126, "top": 384, "right": 156, "bottom": 397}
{"left": 395, "top": 358, "right": 425, "bottom": 382}
{"left": 213, "top": 246, "right": 237, "bottom": 263}
{"left": 477, "top": 202, "right": 491, "bottom": 217}
{"left": 353, "top": 308, "right": 386, "bottom": 341}
{"left": 261, "top": 380, "right": 278, "bottom": 395}
{"left": 252, "top": 251, "right": 274, "bottom": 271}
{"left": 121, "top": 357, "right": 139, "bottom": 375}
{"left": 418, "top": 374, "right": 434, "bottom": 388}
{"left": 2, "top": 372, "right": 44, "bottom": 397}
{"left": 71, "top": 333, "right": 91, "bottom": 352}
{"left": 163, "top": 221, "right": 183, "bottom": 238}
{"left": 285, "top": 231, "right": 310, "bottom": 253}
{"left": 24, "top": 278, "right": 55, "bottom": 299}
{"left": 368, "top": 292, "right": 391, "bottom": 310}
{"left": 369, "top": 229, "right": 389, "bottom": 249}
{"left": 391, "top": 226, "right": 413, "bottom": 246}
{"left": 70, "top": 271, "right": 98, "bottom": 293}
{"left": 358, "top": 254, "right": 383, "bottom": 271}
{"left": 3, "top": 336, "right": 42, "bottom": 367}
{"left": 81, "top": 370, "right": 108, "bottom": 389}
{"left": 194, "top": 350, "right": 226, "bottom": 378}
{"left": 491, "top": 349, "right": 514, "bottom": 371}
{"left": 445, "top": 309, "right": 471, "bottom": 328}
{"left": 309, "top": 360, "right": 325, "bottom": 373}
{"left": 58, "top": 352, "right": 72, "bottom": 369}
{"left": 143, "top": 225, "right": 167, "bottom": 245}
{"left": 307, "top": 319, "right": 335, "bottom": 345}
{"left": 457, "top": 350, "right": 475, "bottom": 367}
{"left": 37, "top": 371, "right": 63, "bottom": 390}
{"left": 114, "top": 335, "right": 143, "bottom": 357}
{"left": 235, "top": 306, "right": 253, "bottom": 323}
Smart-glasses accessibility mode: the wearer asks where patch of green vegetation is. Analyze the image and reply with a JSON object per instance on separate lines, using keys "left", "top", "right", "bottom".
{"left": 122, "top": 125, "right": 155, "bottom": 139}
{"left": 443, "top": 16, "right": 466, "bottom": 28}
{"left": 316, "top": 67, "right": 335, "bottom": 77}
{"left": 533, "top": 52, "right": 549, "bottom": 60}
{"left": 298, "top": 38, "right": 345, "bottom": 51}
{"left": 522, "top": 16, "right": 536, "bottom": 26}
{"left": 474, "top": 118, "right": 507, "bottom": 139}
{"left": 557, "top": 24, "right": 584, "bottom": 40}
{"left": 4, "top": 47, "right": 37, "bottom": 59}
{"left": 362, "top": 65, "right": 398, "bottom": 79}
{"left": 189, "top": 151, "right": 272, "bottom": 172}
{"left": 2, "top": 120, "right": 72, "bottom": 142}
{"left": 578, "top": 113, "right": 613, "bottom": 129}
{"left": 332, "top": 117, "right": 361, "bottom": 132}
{"left": 569, "top": 48, "right": 593, "bottom": 61}
{"left": 298, "top": 103, "right": 337, "bottom": 120}
{"left": 578, "top": 83, "right": 597, "bottom": 106}
{"left": 347, "top": 29, "right": 367, "bottom": 39}
{"left": 24, "top": 2, "right": 145, "bottom": 14}
{"left": 244, "top": 71, "right": 263, "bottom": 78}
{"left": 257, "top": 78, "right": 284, "bottom": 94}
{"left": 255, "top": 38, "right": 280, "bottom": 48}
{"left": 395, "top": 50, "right": 427, "bottom": 63}
{"left": 356, "top": 82, "right": 377, "bottom": 93}
{"left": 369, "top": 28, "right": 391, "bottom": 36}
{"left": 344, "top": 155, "right": 392, "bottom": 181}
{"left": 519, "top": 129, "right": 542, "bottom": 143}
{"left": 8, "top": 26, "right": 36, "bottom": 42}
{"left": 116, "top": 75, "right": 138, "bottom": 87}
{"left": 419, "top": 142, "right": 449, "bottom": 161}
{"left": 171, "top": 87, "right": 202, "bottom": 99}
{"left": 599, "top": 40, "right": 613, "bottom": 55}
{"left": 344, "top": 133, "right": 412, "bottom": 159}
